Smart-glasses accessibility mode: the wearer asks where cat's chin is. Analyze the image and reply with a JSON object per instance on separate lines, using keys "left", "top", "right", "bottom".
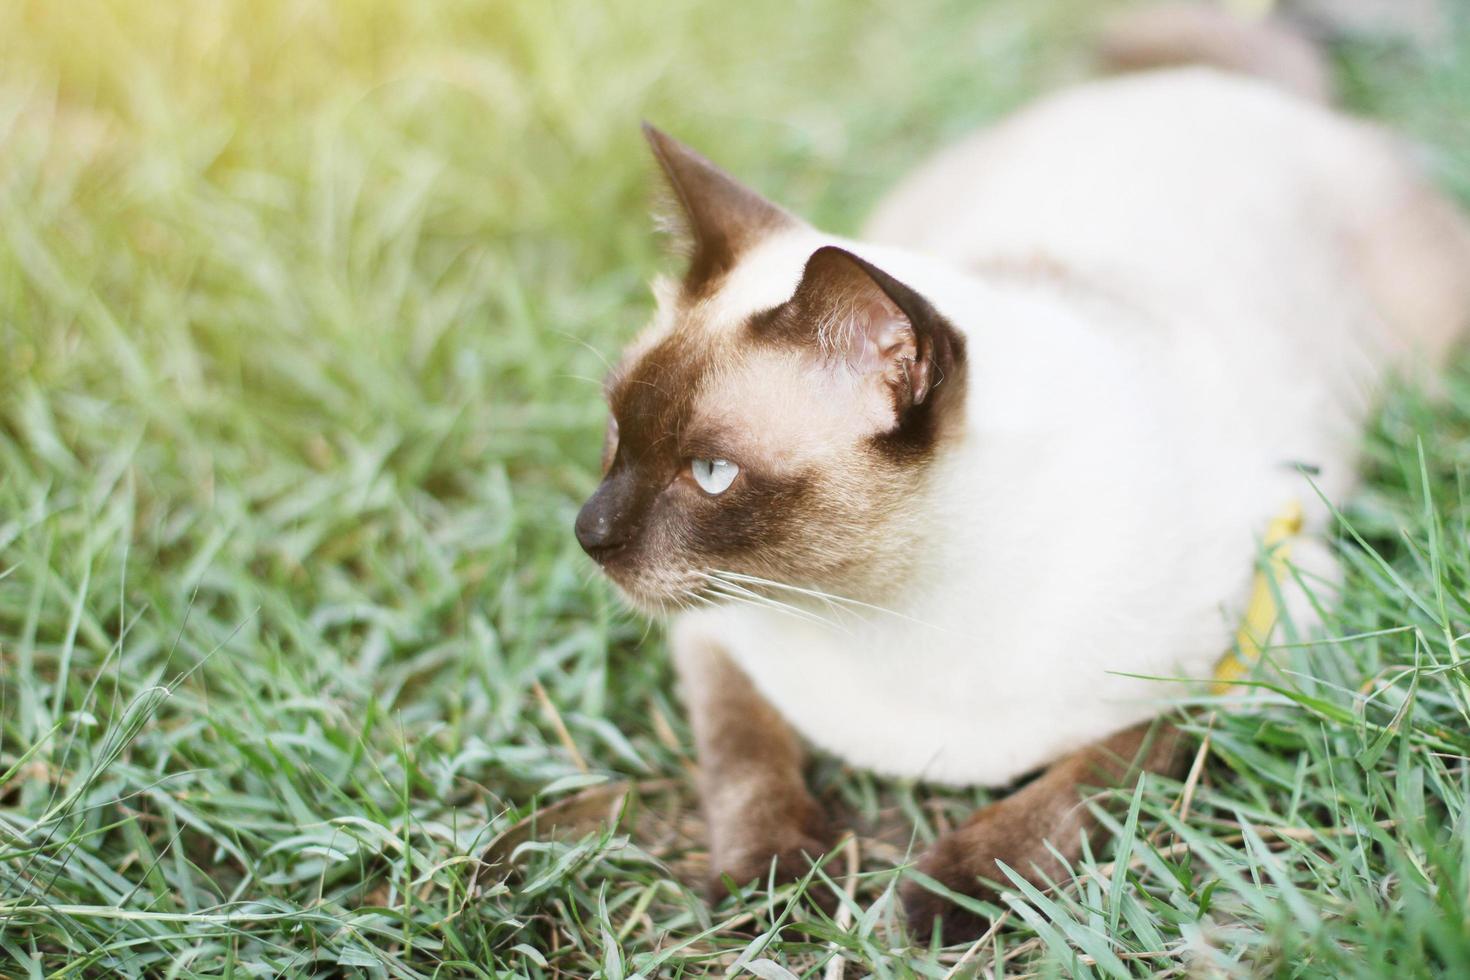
{"left": 604, "top": 571, "right": 708, "bottom": 618}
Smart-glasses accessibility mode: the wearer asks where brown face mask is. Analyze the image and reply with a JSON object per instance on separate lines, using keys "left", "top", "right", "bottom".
{"left": 575, "top": 128, "right": 966, "bottom": 611}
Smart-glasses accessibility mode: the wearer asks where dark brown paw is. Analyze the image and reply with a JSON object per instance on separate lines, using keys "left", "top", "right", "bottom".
{"left": 900, "top": 834, "right": 999, "bottom": 944}
{"left": 902, "top": 797, "right": 1071, "bottom": 944}
{"left": 707, "top": 832, "right": 829, "bottom": 896}
{"left": 705, "top": 798, "right": 835, "bottom": 900}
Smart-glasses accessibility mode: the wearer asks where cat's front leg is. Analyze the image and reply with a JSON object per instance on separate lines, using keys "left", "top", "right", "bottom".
{"left": 902, "top": 720, "right": 1189, "bottom": 942}
{"left": 672, "top": 623, "right": 833, "bottom": 897}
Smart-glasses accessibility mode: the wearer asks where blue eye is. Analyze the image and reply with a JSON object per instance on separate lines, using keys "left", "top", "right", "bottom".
{"left": 690, "top": 458, "right": 739, "bottom": 495}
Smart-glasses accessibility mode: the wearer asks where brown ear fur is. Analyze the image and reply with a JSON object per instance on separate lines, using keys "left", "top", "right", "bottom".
{"left": 643, "top": 123, "right": 796, "bottom": 292}
{"left": 766, "top": 245, "right": 966, "bottom": 454}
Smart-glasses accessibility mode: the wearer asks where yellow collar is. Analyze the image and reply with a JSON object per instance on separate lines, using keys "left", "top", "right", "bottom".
{"left": 1212, "top": 499, "right": 1303, "bottom": 694}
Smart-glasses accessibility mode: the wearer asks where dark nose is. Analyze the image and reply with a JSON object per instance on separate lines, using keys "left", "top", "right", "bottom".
{"left": 575, "top": 480, "right": 632, "bottom": 561}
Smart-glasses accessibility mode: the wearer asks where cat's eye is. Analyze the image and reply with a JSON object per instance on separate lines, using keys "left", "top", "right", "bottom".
{"left": 690, "top": 458, "right": 739, "bottom": 495}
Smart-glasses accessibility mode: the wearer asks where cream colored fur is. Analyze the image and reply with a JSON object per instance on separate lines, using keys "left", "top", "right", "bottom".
{"left": 671, "top": 67, "right": 1470, "bottom": 786}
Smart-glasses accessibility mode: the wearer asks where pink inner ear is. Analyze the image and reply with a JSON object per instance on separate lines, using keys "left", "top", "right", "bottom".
{"left": 793, "top": 245, "right": 931, "bottom": 405}
{"left": 840, "top": 293, "right": 917, "bottom": 381}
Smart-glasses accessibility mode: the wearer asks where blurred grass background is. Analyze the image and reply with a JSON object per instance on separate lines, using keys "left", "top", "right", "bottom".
{"left": 2, "top": 0, "right": 1470, "bottom": 975}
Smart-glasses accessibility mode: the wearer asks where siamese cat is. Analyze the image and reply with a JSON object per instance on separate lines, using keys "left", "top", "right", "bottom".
{"left": 575, "top": 4, "right": 1470, "bottom": 939}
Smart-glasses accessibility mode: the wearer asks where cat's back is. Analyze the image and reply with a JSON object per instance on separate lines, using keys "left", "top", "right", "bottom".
{"left": 866, "top": 67, "right": 1378, "bottom": 270}
{"left": 866, "top": 67, "right": 1470, "bottom": 369}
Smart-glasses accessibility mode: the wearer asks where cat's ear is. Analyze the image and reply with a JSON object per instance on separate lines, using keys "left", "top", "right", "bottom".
{"left": 643, "top": 123, "right": 796, "bottom": 289}
{"left": 785, "top": 245, "right": 962, "bottom": 413}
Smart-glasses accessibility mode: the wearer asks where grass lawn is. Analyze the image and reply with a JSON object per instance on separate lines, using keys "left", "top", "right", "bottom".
{"left": 3, "top": 0, "right": 1470, "bottom": 975}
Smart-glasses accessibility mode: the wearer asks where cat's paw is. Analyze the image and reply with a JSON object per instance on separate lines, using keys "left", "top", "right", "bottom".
{"left": 705, "top": 800, "right": 834, "bottom": 899}
{"left": 901, "top": 799, "right": 1069, "bottom": 944}
{"left": 706, "top": 834, "right": 830, "bottom": 897}
{"left": 900, "top": 831, "right": 998, "bottom": 944}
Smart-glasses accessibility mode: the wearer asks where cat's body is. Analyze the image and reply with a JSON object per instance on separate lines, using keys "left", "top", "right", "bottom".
{"left": 577, "top": 5, "right": 1470, "bottom": 939}
{"left": 673, "top": 66, "right": 1469, "bottom": 786}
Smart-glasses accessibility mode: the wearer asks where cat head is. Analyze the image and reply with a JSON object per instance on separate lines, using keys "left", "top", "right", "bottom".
{"left": 575, "top": 125, "right": 967, "bottom": 611}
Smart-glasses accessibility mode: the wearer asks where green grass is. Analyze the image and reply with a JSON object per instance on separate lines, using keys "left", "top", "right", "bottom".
{"left": 2, "top": 0, "right": 1470, "bottom": 974}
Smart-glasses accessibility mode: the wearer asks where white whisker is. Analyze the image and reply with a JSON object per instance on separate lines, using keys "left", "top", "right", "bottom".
{"left": 554, "top": 329, "right": 614, "bottom": 373}
{"left": 706, "top": 568, "right": 946, "bottom": 633}
{"left": 700, "top": 575, "right": 847, "bottom": 633}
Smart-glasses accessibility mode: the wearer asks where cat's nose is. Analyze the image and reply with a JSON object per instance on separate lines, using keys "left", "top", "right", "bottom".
{"left": 575, "top": 484, "right": 631, "bottom": 561}
{"left": 574, "top": 505, "right": 620, "bottom": 559}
